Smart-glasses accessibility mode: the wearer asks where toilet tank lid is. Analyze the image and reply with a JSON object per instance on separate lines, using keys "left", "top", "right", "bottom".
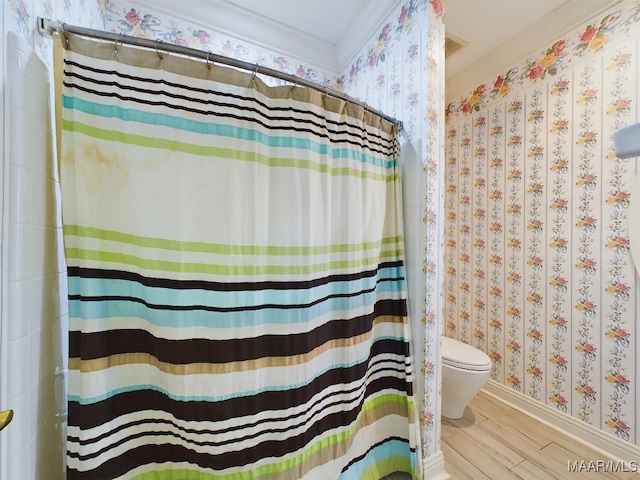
{"left": 441, "top": 336, "right": 492, "bottom": 369}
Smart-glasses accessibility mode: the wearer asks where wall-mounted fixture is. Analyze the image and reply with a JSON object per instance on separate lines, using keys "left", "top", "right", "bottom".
{"left": 614, "top": 122, "right": 640, "bottom": 275}
{"left": 614, "top": 123, "right": 640, "bottom": 159}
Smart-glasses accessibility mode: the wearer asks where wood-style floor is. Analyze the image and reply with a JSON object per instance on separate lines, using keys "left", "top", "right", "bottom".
{"left": 442, "top": 390, "right": 640, "bottom": 479}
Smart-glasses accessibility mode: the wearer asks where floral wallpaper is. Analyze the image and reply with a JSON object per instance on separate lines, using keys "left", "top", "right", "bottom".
{"left": 445, "top": 1, "right": 640, "bottom": 443}
{"left": 341, "top": 0, "right": 446, "bottom": 460}
{"left": 446, "top": 5, "right": 640, "bottom": 118}
{"left": 5, "top": 0, "right": 103, "bottom": 66}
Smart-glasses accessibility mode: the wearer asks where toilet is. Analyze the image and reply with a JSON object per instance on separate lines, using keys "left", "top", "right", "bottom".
{"left": 441, "top": 336, "right": 492, "bottom": 419}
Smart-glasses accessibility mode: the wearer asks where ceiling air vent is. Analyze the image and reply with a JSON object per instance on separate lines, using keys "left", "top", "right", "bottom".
{"left": 445, "top": 33, "right": 467, "bottom": 58}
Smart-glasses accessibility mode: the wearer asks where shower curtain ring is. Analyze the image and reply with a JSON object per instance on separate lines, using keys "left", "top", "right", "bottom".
{"left": 155, "top": 39, "right": 165, "bottom": 66}
{"left": 114, "top": 34, "right": 123, "bottom": 56}
{"left": 251, "top": 63, "right": 259, "bottom": 83}
{"left": 289, "top": 78, "right": 299, "bottom": 95}
{"left": 206, "top": 51, "right": 212, "bottom": 69}
{"left": 57, "top": 21, "right": 71, "bottom": 48}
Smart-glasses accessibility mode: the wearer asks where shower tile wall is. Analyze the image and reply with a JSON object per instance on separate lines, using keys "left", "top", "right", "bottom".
{"left": 2, "top": 32, "right": 67, "bottom": 479}
{"left": 445, "top": 3, "right": 640, "bottom": 445}
{"left": 2, "top": 3, "right": 103, "bottom": 477}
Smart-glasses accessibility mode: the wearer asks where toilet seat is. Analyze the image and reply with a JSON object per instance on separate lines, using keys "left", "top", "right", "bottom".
{"left": 442, "top": 336, "right": 492, "bottom": 371}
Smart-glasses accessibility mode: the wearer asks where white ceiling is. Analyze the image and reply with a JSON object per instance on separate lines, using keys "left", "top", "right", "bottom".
{"left": 129, "top": 0, "right": 621, "bottom": 99}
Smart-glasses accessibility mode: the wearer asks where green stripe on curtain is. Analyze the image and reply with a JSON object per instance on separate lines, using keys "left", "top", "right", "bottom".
{"left": 61, "top": 95, "right": 398, "bottom": 169}
{"left": 63, "top": 225, "right": 403, "bottom": 256}
{"left": 57, "top": 32, "right": 420, "bottom": 480}
{"left": 61, "top": 119, "right": 397, "bottom": 181}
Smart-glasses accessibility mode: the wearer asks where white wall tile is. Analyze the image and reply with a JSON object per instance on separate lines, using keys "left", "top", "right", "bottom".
{"left": 7, "top": 281, "right": 30, "bottom": 340}
{"left": 9, "top": 67, "right": 49, "bottom": 113}
{"left": 31, "top": 173, "right": 49, "bottom": 227}
{"left": 9, "top": 107, "right": 33, "bottom": 171}
{"left": 6, "top": 448, "right": 30, "bottom": 480}
{"left": 5, "top": 391, "right": 29, "bottom": 458}
{"left": 9, "top": 165, "right": 32, "bottom": 224}
{"left": 7, "top": 223, "right": 31, "bottom": 282}
{"left": 6, "top": 336, "right": 29, "bottom": 400}
{"left": 2, "top": 29, "right": 73, "bottom": 480}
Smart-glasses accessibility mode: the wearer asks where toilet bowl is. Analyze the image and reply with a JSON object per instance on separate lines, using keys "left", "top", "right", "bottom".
{"left": 441, "top": 336, "right": 492, "bottom": 419}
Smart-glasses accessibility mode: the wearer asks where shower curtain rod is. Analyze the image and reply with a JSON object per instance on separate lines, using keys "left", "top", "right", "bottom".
{"left": 37, "top": 17, "right": 403, "bottom": 130}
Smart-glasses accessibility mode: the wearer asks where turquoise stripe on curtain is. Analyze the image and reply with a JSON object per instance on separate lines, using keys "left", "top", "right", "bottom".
{"left": 61, "top": 95, "right": 397, "bottom": 169}
{"left": 56, "top": 33, "right": 419, "bottom": 480}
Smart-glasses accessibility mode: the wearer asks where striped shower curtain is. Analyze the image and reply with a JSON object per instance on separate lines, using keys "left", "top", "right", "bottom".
{"left": 55, "top": 32, "right": 419, "bottom": 480}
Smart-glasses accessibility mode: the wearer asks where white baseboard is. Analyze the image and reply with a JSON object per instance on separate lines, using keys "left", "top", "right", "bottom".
{"left": 422, "top": 450, "right": 450, "bottom": 480}
{"left": 482, "top": 379, "right": 640, "bottom": 462}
